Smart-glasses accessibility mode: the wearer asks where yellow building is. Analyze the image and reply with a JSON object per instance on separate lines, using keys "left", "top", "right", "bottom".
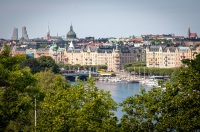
{"left": 146, "top": 45, "right": 199, "bottom": 68}
{"left": 64, "top": 41, "right": 121, "bottom": 71}
{"left": 64, "top": 42, "right": 142, "bottom": 72}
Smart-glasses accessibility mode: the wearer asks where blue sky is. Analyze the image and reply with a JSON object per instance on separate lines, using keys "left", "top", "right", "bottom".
{"left": 0, "top": 0, "right": 199, "bottom": 39}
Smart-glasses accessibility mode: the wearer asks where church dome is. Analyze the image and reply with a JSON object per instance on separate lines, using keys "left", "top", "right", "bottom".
{"left": 67, "top": 24, "right": 76, "bottom": 39}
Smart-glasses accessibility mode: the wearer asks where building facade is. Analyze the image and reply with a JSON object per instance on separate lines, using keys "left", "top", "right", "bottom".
{"left": 63, "top": 42, "right": 145, "bottom": 71}
{"left": 11, "top": 27, "right": 18, "bottom": 40}
{"left": 22, "top": 26, "right": 29, "bottom": 40}
{"left": 146, "top": 45, "right": 196, "bottom": 68}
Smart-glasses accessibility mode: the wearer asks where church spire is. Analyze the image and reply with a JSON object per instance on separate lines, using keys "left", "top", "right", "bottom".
{"left": 46, "top": 23, "right": 50, "bottom": 40}
{"left": 70, "top": 23, "right": 73, "bottom": 31}
{"left": 47, "top": 23, "right": 49, "bottom": 32}
{"left": 188, "top": 26, "right": 191, "bottom": 38}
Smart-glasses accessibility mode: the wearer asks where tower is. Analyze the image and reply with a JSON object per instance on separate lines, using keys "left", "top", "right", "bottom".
{"left": 188, "top": 26, "right": 191, "bottom": 38}
{"left": 46, "top": 25, "right": 50, "bottom": 40}
{"left": 22, "top": 26, "right": 29, "bottom": 40}
{"left": 11, "top": 27, "right": 18, "bottom": 40}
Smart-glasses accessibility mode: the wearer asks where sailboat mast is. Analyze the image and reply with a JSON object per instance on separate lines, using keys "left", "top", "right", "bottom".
{"left": 139, "top": 67, "right": 140, "bottom": 80}
{"left": 134, "top": 67, "right": 135, "bottom": 80}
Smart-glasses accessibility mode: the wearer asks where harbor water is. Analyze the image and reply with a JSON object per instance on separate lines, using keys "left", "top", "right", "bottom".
{"left": 95, "top": 81, "right": 151, "bottom": 120}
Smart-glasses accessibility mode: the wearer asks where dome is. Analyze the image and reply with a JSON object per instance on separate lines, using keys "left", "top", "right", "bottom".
{"left": 67, "top": 25, "right": 76, "bottom": 39}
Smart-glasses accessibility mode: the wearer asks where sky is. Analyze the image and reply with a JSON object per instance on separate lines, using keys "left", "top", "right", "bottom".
{"left": 0, "top": 0, "right": 200, "bottom": 39}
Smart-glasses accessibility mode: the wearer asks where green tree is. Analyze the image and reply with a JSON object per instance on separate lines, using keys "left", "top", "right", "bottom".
{"left": 21, "top": 57, "right": 40, "bottom": 74}
{"left": 37, "top": 78, "right": 118, "bottom": 131}
{"left": 0, "top": 45, "right": 37, "bottom": 131}
{"left": 37, "top": 56, "right": 60, "bottom": 74}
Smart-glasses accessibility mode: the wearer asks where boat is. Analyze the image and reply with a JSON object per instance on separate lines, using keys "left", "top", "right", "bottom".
{"left": 139, "top": 76, "right": 165, "bottom": 87}
{"left": 127, "top": 79, "right": 139, "bottom": 83}
{"left": 139, "top": 80, "right": 158, "bottom": 87}
{"left": 108, "top": 77, "right": 121, "bottom": 82}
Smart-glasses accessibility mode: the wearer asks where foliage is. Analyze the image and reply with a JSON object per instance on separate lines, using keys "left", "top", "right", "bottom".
{"left": 0, "top": 46, "right": 118, "bottom": 131}
{"left": 63, "top": 64, "right": 107, "bottom": 71}
{"left": 124, "top": 61, "right": 181, "bottom": 76}
{"left": 21, "top": 56, "right": 60, "bottom": 74}
{"left": 0, "top": 45, "right": 38, "bottom": 131}
{"left": 21, "top": 57, "right": 41, "bottom": 74}
{"left": 126, "top": 66, "right": 179, "bottom": 76}
{"left": 37, "top": 56, "right": 60, "bottom": 74}
{"left": 120, "top": 54, "right": 200, "bottom": 131}
{"left": 34, "top": 70, "right": 70, "bottom": 92}
{"left": 119, "top": 88, "right": 162, "bottom": 131}
{"left": 124, "top": 62, "right": 146, "bottom": 69}
{"left": 168, "top": 67, "right": 184, "bottom": 83}
{"left": 37, "top": 78, "right": 118, "bottom": 131}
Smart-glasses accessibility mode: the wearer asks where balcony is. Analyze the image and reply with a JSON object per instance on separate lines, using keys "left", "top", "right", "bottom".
{"left": 115, "top": 62, "right": 120, "bottom": 65}
{"left": 181, "top": 56, "right": 185, "bottom": 59}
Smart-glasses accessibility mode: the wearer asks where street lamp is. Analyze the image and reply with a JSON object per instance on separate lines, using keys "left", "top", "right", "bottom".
{"left": 35, "top": 98, "right": 37, "bottom": 132}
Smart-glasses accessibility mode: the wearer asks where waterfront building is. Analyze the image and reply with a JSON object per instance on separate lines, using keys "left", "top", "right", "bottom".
{"left": 146, "top": 45, "right": 167, "bottom": 68}
{"left": 175, "top": 46, "right": 192, "bottom": 67}
{"left": 146, "top": 45, "right": 196, "bottom": 68}
{"left": 11, "top": 27, "right": 18, "bottom": 40}
{"left": 63, "top": 41, "right": 145, "bottom": 71}
{"left": 64, "top": 41, "right": 120, "bottom": 71}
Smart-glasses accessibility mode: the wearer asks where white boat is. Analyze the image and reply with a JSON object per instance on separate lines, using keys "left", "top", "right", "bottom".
{"left": 108, "top": 77, "right": 121, "bottom": 82}
{"left": 139, "top": 76, "right": 164, "bottom": 87}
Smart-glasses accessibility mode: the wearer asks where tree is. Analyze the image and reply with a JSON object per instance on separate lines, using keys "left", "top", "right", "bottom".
{"left": 37, "top": 56, "right": 60, "bottom": 74}
{"left": 21, "top": 56, "right": 60, "bottom": 74}
{"left": 21, "top": 57, "right": 40, "bottom": 74}
{"left": 37, "top": 78, "right": 118, "bottom": 131}
{"left": 0, "top": 45, "right": 37, "bottom": 131}
{"left": 120, "top": 54, "right": 200, "bottom": 131}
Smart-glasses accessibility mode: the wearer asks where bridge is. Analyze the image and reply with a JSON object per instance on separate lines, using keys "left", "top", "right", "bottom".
{"left": 62, "top": 72, "right": 99, "bottom": 82}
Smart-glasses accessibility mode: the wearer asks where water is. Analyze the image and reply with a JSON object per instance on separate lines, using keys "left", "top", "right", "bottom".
{"left": 95, "top": 81, "right": 151, "bottom": 120}
{"left": 71, "top": 81, "right": 151, "bottom": 120}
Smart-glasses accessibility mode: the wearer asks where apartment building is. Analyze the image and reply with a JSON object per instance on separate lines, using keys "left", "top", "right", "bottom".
{"left": 146, "top": 45, "right": 198, "bottom": 68}
{"left": 63, "top": 42, "right": 145, "bottom": 71}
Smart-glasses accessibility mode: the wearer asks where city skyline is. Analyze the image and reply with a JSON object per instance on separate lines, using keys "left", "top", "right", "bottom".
{"left": 0, "top": 0, "right": 200, "bottom": 39}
